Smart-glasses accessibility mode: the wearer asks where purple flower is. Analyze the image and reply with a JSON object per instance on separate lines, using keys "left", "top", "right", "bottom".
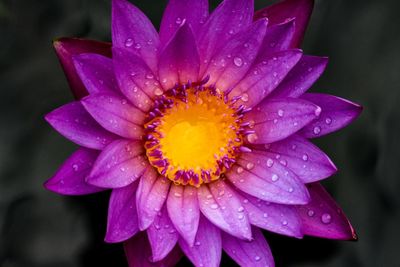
{"left": 45, "top": 0, "right": 362, "bottom": 266}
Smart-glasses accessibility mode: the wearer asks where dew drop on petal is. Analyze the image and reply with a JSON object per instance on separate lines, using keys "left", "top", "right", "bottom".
{"left": 238, "top": 206, "right": 245, "bottom": 212}
{"left": 254, "top": 256, "right": 261, "bottom": 262}
{"left": 154, "top": 88, "right": 163, "bottom": 96}
{"left": 278, "top": 109, "right": 284, "bottom": 117}
{"left": 72, "top": 164, "right": 79, "bottom": 171}
{"left": 307, "top": 210, "right": 315, "bottom": 217}
{"left": 233, "top": 57, "right": 243, "bottom": 67}
{"left": 266, "top": 158, "right": 274, "bottom": 168}
{"left": 174, "top": 192, "right": 182, "bottom": 198}
{"left": 125, "top": 38, "right": 134, "bottom": 47}
{"left": 241, "top": 93, "right": 249, "bottom": 102}
{"left": 246, "top": 162, "right": 254, "bottom": 170}
{"left": 313, "top": 126, "right": 321, "bottom": 135}
{"left": 282, "top": 220, "right": 288, "bottom": 226}
{"left": 302, "top": 154, "right": 309, "bottom": 161}
{"left": 237, "top": 167, "right": 244, "bottom": 174}
{"left": 271, "top": 174, "right": 279, "bottom": 182}
{"left": 210, "top": 203, "right": 219, "bottom": 209}
{"left": 247, "top": 133, "right": 258, "bottom": 143}
{"left": 321, "top": 213, "right": 332, "bottom": 224}
{"left": 325, "top": 117, "right": 332, "bottom": 125}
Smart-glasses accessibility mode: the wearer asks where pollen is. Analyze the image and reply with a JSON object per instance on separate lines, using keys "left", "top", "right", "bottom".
{"left": 144, "top": 81, "right": 251, "bottom": 187}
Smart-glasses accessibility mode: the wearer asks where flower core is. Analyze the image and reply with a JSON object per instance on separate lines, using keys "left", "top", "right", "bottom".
{"left": 144, "top": 82, "right": 251, "bottom": 186}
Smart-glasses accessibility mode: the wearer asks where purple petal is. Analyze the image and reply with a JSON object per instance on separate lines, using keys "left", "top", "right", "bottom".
{"left": 112, "top": 0, "right": 159, "bottom": 72}
{"left": 147, "top": 205, "right": 179, "bottom": 262}
{"left": 257, "top": 19, "right": 295, "bottom": 58}
{"left": 87, "top": 139, "right": 147, "bottom": 188}
{"left": 112, "top": 47, "right": 160, "bottom": 111}
{"left": 198, "top": 0, "right": 254, "bottom": 75}
{"left": 297, "top": 182, "right": 357, "bottom": 240}
{"left": 158, "top": 23, "right": 200, "bottom": 89}
{"left": 250, "top": 135, "right": 337, "bottom": 183}
{"left": 228, "top": 154, "right": 310, "bottom": 204}
{"left": 105, "top": 181, "right": 139, "bottom": 243}
{"left": 81, "top": 92, "right": 145, "bottom": 139}
{"left": 44, "top": 148, "right": 104, "bottom": 195}
{"left": 231, "top": 49, "right": 302, "bottom": 107}
{"left": 254, "top": 0, "right": 314, "bottom": 48}
{"left": 178, "top": 215, "right": 222, "bottom": 267}
{"left": 159, "top": 0, "right": 208, "bottom": 47}
{"left": 222, "top": 227, "right": 274, "bottom": 267}
{"left": 45, "top": 102, "right": 118, "bottom": 150}
{"left": 53, "top": 38, "right": 111, "bottom": 99}
{"left": 235, "top": 190, "right": 302, "bottom": 238}
{"left": 197, "top": 180, "right": 252, "bottom": 240}
{"left": 73, "top": 53, "right": 119, "bottom": 95}
{"left": 167, "top": 185, "right": 200, "bottom": 246}
{"left": 245, "top": 98, "right": 321, "bottom": 144}
{"left": 136, "top": 168, "right": 171, "bottom": 230}
{"left": 205, "top": 19, "right": 267, "bottom": 91}
{"left": 269, "top": 55, "right": 328, "bottom": 98}
{"left": 124, "top": 232, "right": 183, "bottom": 267}
{"left": 299, "top": 93, "right": 363, "bottom": 138}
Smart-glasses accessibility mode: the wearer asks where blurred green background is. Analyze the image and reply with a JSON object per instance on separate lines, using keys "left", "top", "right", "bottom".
{"left": 0, "top": 0, "right": 399, "bottom": 266}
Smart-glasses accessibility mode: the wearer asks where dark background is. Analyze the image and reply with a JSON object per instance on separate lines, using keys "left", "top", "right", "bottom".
{"left": 0, "top": 0, "right": 399, "bottom": 266}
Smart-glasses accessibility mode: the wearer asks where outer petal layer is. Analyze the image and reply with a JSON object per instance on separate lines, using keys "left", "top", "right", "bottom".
{"left": 167, "top": 185, "right": 200, "bottom": 246}
{"left": 44, "top": 148, "right": 103, "bottom": 195}
{"left": 179, "top": 216, "right": 222, "bottom": 267}
{"left": 198, "top": 180, "right": 252, "bottom": 240}
{"left": 159, "top": 0, "right": 208, "bottom": 47}
{"left": 87, "top": 140, "right": 147, "bottom": 188}
{"left": 222, "top": 227, "right": 274, "bottom": 267}
{"left": 245, "top": 98, "right": 321, "bottom": 144}
{"left": 297, "top": 183, "right": 357, "bottom": 240}
{"left": 300, "top": 93, "right": 363, "bottom": 138}
{"left": 112, "top": 0, "right": 159, "bottom": 72}
{"left": 147, "top": 205, "right": 179, "bottom": 262}
{"left": 53, "top": 38, "right": 111, "bottom": 99}
{"left": 105, "top": 181, "right": 139, "bottom": 243}
{"left": 254, "top": 0, "right": 314, "bottom": 48}
{"left": 45, "top": 101, "right": 117, "bottom": 150}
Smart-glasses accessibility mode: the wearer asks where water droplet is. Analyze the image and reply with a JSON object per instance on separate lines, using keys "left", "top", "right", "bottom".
{"left": 263, "top": 213, "right": 268, "bottom": 218}
{"left": 321, "top": 213, "right": 332, "bottom": 224}
{"left": 146, "top": 73, "right": 154, "bottom": 79}
{"left": 313, "top": 126, "right": 321, "bottom": 135}
{"left": 237, "top": 167, "right": 244, "bottom": 174}
{"left": 288, "top": 187, "right": 294, "bottom": 193}
{"left": 302, "top": 154, "right": 308, "bottom": 161}
{"left": 154, "top": 88, "right": 163, "bottom": 96}
{"left": 278, "top": 109, "right": 284, "bottom": 117}
{"left": 195, "top": 241, "right": 201, "bottom": 246}
{"left": 282, "top": 220, "right": 288, "bottom": 226}
{"left": 266, "top": 158, "right": 274, "bottom": 168}
{"left": 246, "top": 162, "right": 254, "bottom": 170}
{"left": 273, "top": 119, "right": 278, "bottom": 124}
{"left": 272, "top": 71, "right": 278, "bottom": 77}
{"left": 125, "top": 38, "right": 134, "bottom": 47}
{"left": 291, "top": 144, "right": 297, "bottom": 150}
{"left": 120, "top": 167, "right": 126, "bottom": 172}
{"left": 254, "top": 256, "right": 261, "bottom": 262}
{"left": 134, "top": 43, "right": 141, "bottom": 49}
{"left": 307, "top": 210, "right": 315, "bottom": 217}
{"left": 210, "top": 204, "right": 219, "bottom": 209}
{"left": 233, "top": 57, "right": 243, "bottom": 67}
{"left": 175, "top": 17, "right": 182, "bottom": 24}
{"left": 174, "top": 192, "right": 182, "bottom": 197}
{"left": 243, "top": 199, "right": 249, "bottom": 204}
{"left": 241, "top": 93, "right": 249, "bottom": 102}
{"left": 271, "top": 174, "right": 279, "bottom": 182}
{"left": 243, "top": 43, "right": 249, "bottom": 48}
{"left": 121, "top": 99, "right": 127, "bottom": 105}
{"left": 72, "top": 164, "right": 79, "bottom": 171}
{"left": 238, "top": 214, "right": 244, "bottom": 220}
{"left": 280, "top": 159, "right": 287, "bottom": 166}
{"left": 325, "top": 117, "right": 332, "bottom": 125}
{"left": 247, "top": 133, "right": 258, "bottom": 143}
{"left": 238, "top": 206, "right": 244, "bottom": 212}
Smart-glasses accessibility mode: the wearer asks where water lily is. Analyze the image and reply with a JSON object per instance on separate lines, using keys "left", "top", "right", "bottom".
{"left": 45, "top": 0, "right": 361, "bottom": 266}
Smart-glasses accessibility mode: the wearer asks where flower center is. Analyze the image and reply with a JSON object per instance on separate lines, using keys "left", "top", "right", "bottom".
{"left": 144, "top": 81, "right": 252, "bottom": 186}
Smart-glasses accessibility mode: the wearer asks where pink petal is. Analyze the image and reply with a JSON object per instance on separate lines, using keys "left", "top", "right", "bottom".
{"left": 297, "top": 182, "right": 357, "bottom": 240}
{"left": 158, "top": 23, "right": 200, "bottom": 89}
{"left": 167, "top": 184, "right": 200, "bottom": 246}
{"left": 45, "top": 101, "right": 117, "bottom": 150}
{"left": 178, "top": 215, "right": 222, "bottom": 267}
{"left": 53, "top": 38, "right": 111, "bottom": 99}
{"left": 300, "top": 93, "right": 363, "bottom": 138}
{"left": 227, "top": 154, "right": 310, "bottom": 205}
{"left": 235, "top": 190, "right": 303, "bottom": 238}
{"left": 245, "top": 98, "right": 321, "bottom": 144}
{"left": 269, "top": 55, "right": 328, "bottom": 98}
{"left": 197, "top": 180, "right": 252, "bottom": 240}
{"left": 105, "top": 181, "right": 139, "bottom": 243}
{"left": 86, "top": 139, "right": 147, "bottom": 188}
{"left": 257, "top": 19, "right": 295, "bottom": 58}
{"left": 147, "top": 205, "right": 179, "bottom": 262}
{"left": 205, "top": 19, "right": 267, "bottom": 91}
{"left": 112, "top": 0, "right": 159, "bottom": 72}
{"left": 231, "top": 49, "right": 302, "bottom": 107}
{"left": 159, "top": 0, "right": 208, "bottom": 47}
{"left": 136, "top": 168, "right": 171, "bottom": 230}
{"left": 222, "top": 227, "right": 274, "bottom": 267}
{"left": 72, "top": 53, "right": 119, "bottom": 95}
{"left": 250, "top": 135, "right": 337, "bottom": 183}
{"left": 81, "top": 92, "right": 145, "bottom": 139}
{"left": 44, "top": 148, "right": 104, "bottom": 195}
{"left": 198, "top": 0, "right": 254, "bottom": 75}
{"left": 124, "top": 232, "right": 183, "bottom": 267}
{"left": 254, "top": 0, "right": 314, "bottom": 48}
{"left": 112, "top": 47, "right": 160, "bottom": 111}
